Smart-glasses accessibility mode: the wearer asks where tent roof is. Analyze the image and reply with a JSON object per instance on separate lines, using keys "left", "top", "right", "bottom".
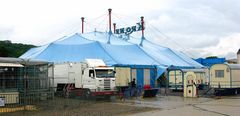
{"left": 54, "top": 33, "right": 92, "bottom": 45}
{"left": 82, "top": 32, "right": 202, "bottom": 67}
{"left": 82, "top": 31, "right": 132, "bottom": 45}
{"left": 20, "top": 31, "right": 202, "bottom": 68}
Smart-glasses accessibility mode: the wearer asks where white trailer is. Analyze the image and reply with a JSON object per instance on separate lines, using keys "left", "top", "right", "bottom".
{"left": 210, "top": 64, "right": 240, "bottom": 95}
{"left": 210, "top": 64, "right": 240, "bottom": 89}
{"left": 54, "top": 59, "right": 116, "bottom": 98}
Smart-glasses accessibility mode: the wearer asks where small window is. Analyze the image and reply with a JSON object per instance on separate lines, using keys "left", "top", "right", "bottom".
{"left": 215, "top": 70, "right": 224, "bottom": 78}
{"left": 89, "top": 70, "right": 95, "bottom": 77}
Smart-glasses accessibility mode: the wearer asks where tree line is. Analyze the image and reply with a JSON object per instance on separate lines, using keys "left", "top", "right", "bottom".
{"left": 0, "top": 40, "right": 35, "bottom": 57}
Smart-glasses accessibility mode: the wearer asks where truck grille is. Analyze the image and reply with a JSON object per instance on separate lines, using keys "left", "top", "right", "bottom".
{"left": 104, "top": 79, "right": 111, "bottom": 90}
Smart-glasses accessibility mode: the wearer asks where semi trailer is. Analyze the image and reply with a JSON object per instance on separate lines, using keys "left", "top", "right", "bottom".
{"left": 54, "top": 59, "right": 116, "bottom": 98}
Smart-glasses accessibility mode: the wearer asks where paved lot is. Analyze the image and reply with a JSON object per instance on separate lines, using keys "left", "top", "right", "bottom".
{"left": 126, "top": 95, "right": 240, "bottom": 116}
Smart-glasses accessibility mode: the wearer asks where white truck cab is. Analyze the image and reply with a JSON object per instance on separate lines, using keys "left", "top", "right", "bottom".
{"left": 81, "top": 66, "right": 115, "bottom": 92}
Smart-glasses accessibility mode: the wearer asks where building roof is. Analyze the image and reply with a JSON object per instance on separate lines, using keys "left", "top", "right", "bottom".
{"left": 228, "top": 64, "right": 240, "bottom": 70}
{"left": 0, "top": 57, "right": 49, "bottom": 65}
{"left": 0, "top": 62, "right": 24, "bottom": 67}
{"left": 227, "top": 59, "right": 237, "bottom": 64}
{"left": 211, "top": 63, "right": 240, "bottom": 70}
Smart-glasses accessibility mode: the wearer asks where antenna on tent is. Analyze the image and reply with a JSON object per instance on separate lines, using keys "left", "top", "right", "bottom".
{"left": 94, "top": 28, "right": 97, "bottom": 36}
{"left": 113, "top": 23, "right": 116, "bottom": 34}
{"left": 107, "top": 8, "right": 112, "bottom": 44}
{"left": 81, "top": 17, "right": 84, "bottom": 34}
{"left": 139, "top": 16, "right": 145, "bottom": 46}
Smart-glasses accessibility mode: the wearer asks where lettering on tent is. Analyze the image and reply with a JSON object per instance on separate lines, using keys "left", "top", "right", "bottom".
{"left": 115, "top": 23, "right": 144, "bottom": 35}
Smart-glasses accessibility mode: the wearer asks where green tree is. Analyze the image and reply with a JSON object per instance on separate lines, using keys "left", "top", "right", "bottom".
{"left": 0, "top": 46, "right": 9, "bottom": 57}
{"left": 0, "top": 40, "right": 35, "bottom": 57}
{"left": 206, "top": 56, "right": 218, "bottom": 59}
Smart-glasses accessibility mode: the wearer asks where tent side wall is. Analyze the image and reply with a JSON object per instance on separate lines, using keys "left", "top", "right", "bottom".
{"left": 131, "top": 68, "right": 156, "bottom": 88}
{"left": 114, "top": 65, "right": 157, "bottom": 88}
{"left": 210, "top": 64, "right": 231, "bottom": 88}
{"left": 115, "top": 67, "right": 131, "bottom": 87}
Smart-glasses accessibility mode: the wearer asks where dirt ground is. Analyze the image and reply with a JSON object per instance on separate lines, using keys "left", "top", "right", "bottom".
{"left": 2, "top": 97, "right": 157, "bottom": 116}
{"left": 2, "top": 94, "right": 240, "bottom": 116}
{"left": 130, "top": 95, "right": 240, "bottom": 116}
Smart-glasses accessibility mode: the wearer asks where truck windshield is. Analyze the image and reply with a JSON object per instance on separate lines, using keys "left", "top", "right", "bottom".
{"left": 95, "top": 69, "right": 115, "bottom": 78}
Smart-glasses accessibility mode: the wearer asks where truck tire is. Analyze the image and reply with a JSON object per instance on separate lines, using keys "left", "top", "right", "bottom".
{"left": 84, "top": 89, "right": 91, "bottom": 99}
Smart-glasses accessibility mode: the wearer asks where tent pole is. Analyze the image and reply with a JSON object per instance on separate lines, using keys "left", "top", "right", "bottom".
{"left": 141, "top": 16, "right": 145, "bottom": 37}
{"left": 107, "top": 8, "right": 112, "bottom": 44}
{"left": 108, "top": 8, "right": 112, "bottom": 33}
{"left": 140, "top": 16, "right": 145, "bottom": 46}
{"left": 113, "top": 23, "right": 116, "bottom": 34}
{"left": 81, "top": 17, "right": 84, "bottom": 34}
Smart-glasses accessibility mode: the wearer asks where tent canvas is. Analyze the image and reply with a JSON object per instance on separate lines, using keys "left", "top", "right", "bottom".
{"left": 20, "top": 32, "right": 203, "bottom": 85}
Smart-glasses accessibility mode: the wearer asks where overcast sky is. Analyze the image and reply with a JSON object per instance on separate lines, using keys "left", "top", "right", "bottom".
{"left": 0, "top": 0, "right": 239, "bottom": 59}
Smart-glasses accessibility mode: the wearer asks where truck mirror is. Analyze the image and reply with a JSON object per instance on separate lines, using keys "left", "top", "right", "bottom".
{"left": 90, "top": 73, "right": 94, "bottom": 78}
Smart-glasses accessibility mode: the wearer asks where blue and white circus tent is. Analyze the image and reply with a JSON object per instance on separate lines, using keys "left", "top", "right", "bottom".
{"left": 20, "top": 31, "right": 203, "bottom": 79}
{"left": 20, "top": 31, "right": 201, "bottom": 67}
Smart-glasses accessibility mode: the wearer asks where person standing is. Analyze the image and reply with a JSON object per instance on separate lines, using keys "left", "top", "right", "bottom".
{"left": 131, "top": 78, "right": 136, "bottom": 88}
{"left": 130, "top": 78, "right": 136, "bottom": 97}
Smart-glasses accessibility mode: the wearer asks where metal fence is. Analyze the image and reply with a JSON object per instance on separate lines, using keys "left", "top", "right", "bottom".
{"left": 0, "top": 60, "right": 54, "bottom": 113}
{"left": 119, "top": 86, "right": 143, "bottom": 100}
{"left": 210, "top": 81, "right": 240, "bottom": 88}
{"left": 0, "top": 91, "right": 54, "bottom": 113}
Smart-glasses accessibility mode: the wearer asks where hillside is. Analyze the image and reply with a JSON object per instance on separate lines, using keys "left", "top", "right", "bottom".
{"left": 0, "top": 40, "right": 36, "bottom": 57}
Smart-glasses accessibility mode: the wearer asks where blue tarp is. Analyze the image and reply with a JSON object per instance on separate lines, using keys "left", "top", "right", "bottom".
{"left": 156, "top": 65, "right": 167, "bottom": 78}
{"left": 136, "top": 69, "right": 144, "bottom": 87}
{"left": 150, "top": 69, "right": 156, "bottom": 88}
{"left": 114, "top": 64, "right": 166, "bottom": 81}
{"left": 195, "top": 58, "right": 226, "bottom": 67}
{"left": 114, "top": 64, "right": 156, "bottom": 69}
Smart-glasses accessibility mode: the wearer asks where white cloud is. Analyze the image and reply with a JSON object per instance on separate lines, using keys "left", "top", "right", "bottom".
{"left": 0, "top": 26, "right": 14, "bottom": 40}
{"left": 183, "top": 33, "right": 240, "bottom": 59}
{"left": 0, "top": 0, "right": 239, "bottom": 59}
{"left": 142, "top": 0, "right": 240, "bottom": 58}
{"left": 201, "top": 33, "right": 240, "bottom": 58}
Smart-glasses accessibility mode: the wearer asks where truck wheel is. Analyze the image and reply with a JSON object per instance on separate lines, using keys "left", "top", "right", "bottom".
{"left": 84, "top": 89, "right": 91, "bottom": 99}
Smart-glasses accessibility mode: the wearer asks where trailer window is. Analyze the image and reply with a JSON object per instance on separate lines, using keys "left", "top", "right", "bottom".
{"left": 215, "top": 70, "right": 224, "bottom": 78}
